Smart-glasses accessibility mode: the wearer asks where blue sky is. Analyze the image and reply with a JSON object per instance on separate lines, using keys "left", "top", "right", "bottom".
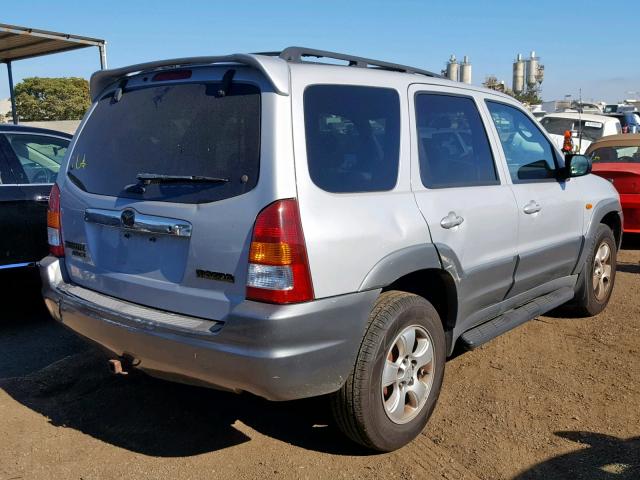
{"left": 2, "top": 1, "right": 638, "bottom": 103}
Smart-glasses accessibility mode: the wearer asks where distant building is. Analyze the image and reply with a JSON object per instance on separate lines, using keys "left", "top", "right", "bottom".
{"left": 0, "top": 98, "right": 11, "bottom": 122}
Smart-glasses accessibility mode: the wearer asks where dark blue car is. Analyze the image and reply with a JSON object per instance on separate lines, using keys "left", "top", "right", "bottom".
{"left": 607, "top": 112, "right": 640, "bottom": 134}
{"left": 0, "top": 124, "right": 71, "bottom": 269}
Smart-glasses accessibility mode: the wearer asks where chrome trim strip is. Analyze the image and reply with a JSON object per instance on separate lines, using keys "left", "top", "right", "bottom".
{"left": 84, "top": 208, "right": 192, "bottom": 237}
{"left": 0, "top": 183, "right": 53, "bottom": 186}
{"left": 1, "top": 132, "right": 71, "bottom": 140}
{"left": 0, "top": 262, "right": 34, "bottom": 270}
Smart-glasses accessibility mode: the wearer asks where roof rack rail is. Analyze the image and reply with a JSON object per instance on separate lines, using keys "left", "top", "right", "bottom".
{"left": 257, "top": 46, "right": 442, "bottom": 78}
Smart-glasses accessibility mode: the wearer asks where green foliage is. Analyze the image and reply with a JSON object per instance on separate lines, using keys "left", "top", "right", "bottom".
{"left": 14, "top": 77, "right": 90, "bottom": 121}
{"left": 508, "top": 90, "right": 543, "bottom": 106}
{"left": 482, "top": 75, "right": 543, "bottom": 105}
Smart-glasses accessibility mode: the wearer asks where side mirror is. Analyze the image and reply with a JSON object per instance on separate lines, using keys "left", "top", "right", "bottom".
{"left": 562, "top": 154, "right": 592, "bottom": 179}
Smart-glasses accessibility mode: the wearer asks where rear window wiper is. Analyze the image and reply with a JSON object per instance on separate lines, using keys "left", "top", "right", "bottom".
{"left": 124, "top": 173, "right": 229, "bottom": 193}
{"left": 67, "top": 170, "right": 87, "bottom": 191}
{"left": 136, "top": 173, "right": 229, "bottom": 184}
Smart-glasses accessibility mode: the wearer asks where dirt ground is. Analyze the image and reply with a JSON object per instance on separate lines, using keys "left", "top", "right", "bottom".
{"left": 1, "top": 240, "right": 638, "bottom": 480}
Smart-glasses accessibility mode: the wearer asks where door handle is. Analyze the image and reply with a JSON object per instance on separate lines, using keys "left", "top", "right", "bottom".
{"left": 440, "top": 211, "right": 464, "bottom": 229}
{"left": 523, "top": 200, "right": 541, "bottom": 214}
{"left": 34, "top": 194, "right": 50, "bottom": 203}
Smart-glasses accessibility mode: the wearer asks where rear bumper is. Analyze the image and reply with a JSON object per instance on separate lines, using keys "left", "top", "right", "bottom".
{"left": 40, "top": 256, "right": 379, "bottom": 400}
{"left": 620, "top": 194, "right": 640, "bottom": 232}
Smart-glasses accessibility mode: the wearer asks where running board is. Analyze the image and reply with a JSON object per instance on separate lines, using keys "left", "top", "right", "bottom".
{"left": 460, "top": 287, "right": 575, "bottom": 350}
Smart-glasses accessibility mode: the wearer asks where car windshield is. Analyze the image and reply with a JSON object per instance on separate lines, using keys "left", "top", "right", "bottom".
{"left": 590, "top": 145, "right": 640, "bottom": 163}
{"left": 540, "top": 117, "right": 605, "bottom": 143}
{"left": 5, "top": 133, "right": 68, "bottom": 183}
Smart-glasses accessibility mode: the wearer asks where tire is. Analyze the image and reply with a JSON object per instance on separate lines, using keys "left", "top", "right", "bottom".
{"left": 571, "top": 224, "right": 617, "bottom": 316}
{"left": 331, "top": 290, "right": 446, "bottom": 452}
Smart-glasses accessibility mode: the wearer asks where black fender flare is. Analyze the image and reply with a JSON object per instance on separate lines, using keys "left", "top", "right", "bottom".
{"left": 572, "top": 198, "right": 622, "bottom": 275}
{"left": 358, "top": 244, "right": 442, "bottom": 291}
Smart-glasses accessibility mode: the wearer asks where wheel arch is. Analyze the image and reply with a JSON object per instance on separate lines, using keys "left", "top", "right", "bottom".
{"left": 574, "top": 199, "right": 623, "bottom": 276}
{"left": 359, "top": 245, "right": 458, "bottom": 339}
{"left": 600, "top": 210, "right": 622, "bottom": 249}
{"left": 380, "top": 268, "right": 458, "bottom": 334}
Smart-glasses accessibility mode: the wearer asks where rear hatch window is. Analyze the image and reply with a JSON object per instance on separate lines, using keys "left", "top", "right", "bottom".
{"left": 540, "top": 117, "right": 604, "bottom": 143}
{"left": 68, "top": 80, "right": 260, "bottom": 204}
{"left": 591, "top": 146, "right": 640, "bottom": 163}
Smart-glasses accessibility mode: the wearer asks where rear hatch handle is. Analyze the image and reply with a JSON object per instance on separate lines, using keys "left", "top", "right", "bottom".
{"left": 84, "top": 208, "right": 192, "bottom": 237}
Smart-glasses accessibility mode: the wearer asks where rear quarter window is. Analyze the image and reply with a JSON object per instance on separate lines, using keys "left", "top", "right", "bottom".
{"left": 304, "top": 85, "right": 400, "bottom": 193}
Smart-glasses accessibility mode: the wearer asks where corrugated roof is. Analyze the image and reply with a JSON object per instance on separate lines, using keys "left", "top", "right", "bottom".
{"left": 0, "top": 23, "right": 104, "bottom": 62}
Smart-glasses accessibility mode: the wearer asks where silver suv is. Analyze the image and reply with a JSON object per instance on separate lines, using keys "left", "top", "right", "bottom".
{"left": 41, "top": 47, "right": 622, "bottom": 451}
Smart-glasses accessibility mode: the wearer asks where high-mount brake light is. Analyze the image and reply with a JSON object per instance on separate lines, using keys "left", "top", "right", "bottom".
{"left": 47, "top": 183, "right": 64, "bottom": 257}
{"left": 152, "top": 70, "right": 192, "bottom": 82}
{"left": 246, "top": 199, "right": 314, "bottom": 304}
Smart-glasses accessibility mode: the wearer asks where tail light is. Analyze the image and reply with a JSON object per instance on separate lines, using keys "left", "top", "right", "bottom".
{"left": 562, "top": 130, "right": 574, "bottom": 153}
{"left": 47, "top": 183, "right": 64, "bottom": 257}
{"left": 246, "top": 199, "right": 313, "bottom": 304}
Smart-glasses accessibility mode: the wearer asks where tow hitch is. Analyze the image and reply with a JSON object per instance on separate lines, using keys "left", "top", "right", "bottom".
{"left": 108, "top": 355, "right": 137, "bottom": 375}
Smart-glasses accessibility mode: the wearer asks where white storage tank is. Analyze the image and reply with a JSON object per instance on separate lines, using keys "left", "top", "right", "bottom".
{"left": 512, "top": 53, "right": 525, "bottom": 94}
{"left": 526, "top": 51, "right": 540, "bottom": 89}
{"left": 460, "top": 56, "right": 472, "bottom": 84}
{"left": 446, "top": 54, "right": 459, "bottom": 82}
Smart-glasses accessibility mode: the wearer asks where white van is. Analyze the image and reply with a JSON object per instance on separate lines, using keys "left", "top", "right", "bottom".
{"left": 541, "top": 113, "right": 622, "bottom": 154}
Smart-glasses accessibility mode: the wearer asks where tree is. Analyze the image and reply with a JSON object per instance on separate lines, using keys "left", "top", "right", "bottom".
{"left": 13, "top": 77, "right": 90, "bottom": 121}
{"left": 510, "top": 89, "right": 543, "bottom": 106}
{"left": 482, "top": 75, "right": 506, "bottom": 93}
{"left": 482, "top": 75, "right": 543, "bottom": 105}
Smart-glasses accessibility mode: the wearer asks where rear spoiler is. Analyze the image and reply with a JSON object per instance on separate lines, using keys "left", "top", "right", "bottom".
{"left": 89, "top": 54, "right": 289, "bottom": 102}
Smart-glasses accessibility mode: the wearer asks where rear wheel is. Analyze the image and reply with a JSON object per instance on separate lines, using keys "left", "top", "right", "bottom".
{"left": 571, "top": 224, "right": 617, "bottom": 316}
{"left": 331, "top": 291, "right": 446, "bottom": 451}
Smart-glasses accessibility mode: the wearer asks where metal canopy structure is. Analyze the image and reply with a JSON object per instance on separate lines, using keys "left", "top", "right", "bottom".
{"left": 0, "top": 23, "right": 107, "bottom": 124}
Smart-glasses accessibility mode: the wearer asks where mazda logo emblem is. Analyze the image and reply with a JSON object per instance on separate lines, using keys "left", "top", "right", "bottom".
{"left": 121, "top": 209, "right": 135, "bottom": 228}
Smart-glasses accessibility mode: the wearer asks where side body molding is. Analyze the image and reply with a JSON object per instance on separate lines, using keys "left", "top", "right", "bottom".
{"left": 358, "top": 244, "right": 442, "bottom": 291}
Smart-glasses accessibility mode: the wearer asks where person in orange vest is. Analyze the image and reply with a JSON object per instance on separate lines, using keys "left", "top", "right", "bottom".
{"left": 562, "top": 130, "right": 574, "bottom": 153}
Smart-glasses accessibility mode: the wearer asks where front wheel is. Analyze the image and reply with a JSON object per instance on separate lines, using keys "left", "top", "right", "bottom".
{"left": 331, "top": 291, "right": 446, "bottom": 451}
{"left": 571, "top": 224, "right": 617, "bottom": 316}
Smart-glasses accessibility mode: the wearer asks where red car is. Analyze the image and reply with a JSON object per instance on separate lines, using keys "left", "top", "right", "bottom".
{"left": 586, "top": 133, "right": 640, "bottom": 233}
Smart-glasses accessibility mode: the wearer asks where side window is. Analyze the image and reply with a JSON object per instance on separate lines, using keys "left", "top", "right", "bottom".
{"left": 0, "top": 156, "right": 12, "bottom": 185}
{"left": 415, "top": 94, "right": 498, "bottom": 188}
{"left": 304, "top": 85, "right": 400, "bottom": 193}
{"left": 486, "top": 101, "right": 556, "bottom": 183}
{"left": 5, "top": 134, "right": 68, "bottom": 184}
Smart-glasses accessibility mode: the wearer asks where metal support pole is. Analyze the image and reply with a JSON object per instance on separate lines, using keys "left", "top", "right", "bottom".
{"left": 6, "top": 61, "right": 17, "bottom": 124}
{"left": 98, "top": 43, "right": 107, "bottom": 70}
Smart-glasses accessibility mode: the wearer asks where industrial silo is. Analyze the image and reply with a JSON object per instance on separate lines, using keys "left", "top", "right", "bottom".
{"left": 512, "top": 53, "right": 525, "bottom": 94}
{"left": 526, "top": 51, "right": 540, "bottom": 90}
{"left": 446, "top": 54, "right": 459, "bottom": 82}
{"left": 460, "top": 56, "right": 472, "bottom": 84}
